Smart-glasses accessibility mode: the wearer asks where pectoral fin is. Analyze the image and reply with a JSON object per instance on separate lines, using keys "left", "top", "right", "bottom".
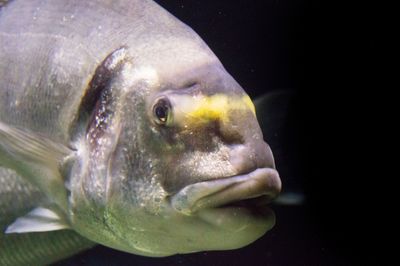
{"left": 0, "top": 121, "right": 73, "bottom": 209}
{"left": 255, "top": 90, "right": 305, "bottom": 202}
{"left": 0, "top": 121, "right": 71, "bottom": 164}
{"left": 5, "top": 207, "right": 70, "bottom": 234}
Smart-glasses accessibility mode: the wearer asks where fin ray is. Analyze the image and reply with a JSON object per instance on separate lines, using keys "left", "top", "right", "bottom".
{"left": 0, "top": 121, "right": 71, "bottom": 164}
{"left": 0, "top": 121, "right": 73, "bottom": 210}
{"left": 5, "top": 207, "right": 70, "bottom": 234}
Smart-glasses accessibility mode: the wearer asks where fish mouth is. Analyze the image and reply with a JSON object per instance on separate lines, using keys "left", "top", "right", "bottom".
{"left": 171, "top": 168, "right": 281, "bottom": 216}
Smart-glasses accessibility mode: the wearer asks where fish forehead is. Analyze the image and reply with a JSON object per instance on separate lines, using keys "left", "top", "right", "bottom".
{"left": 0, "top": 0, "right": 217, "bottom": 141}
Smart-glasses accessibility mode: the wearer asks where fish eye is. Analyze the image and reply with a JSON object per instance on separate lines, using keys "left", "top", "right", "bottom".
{"left": 153, "top": 97, "right": 172, "bottom": 125}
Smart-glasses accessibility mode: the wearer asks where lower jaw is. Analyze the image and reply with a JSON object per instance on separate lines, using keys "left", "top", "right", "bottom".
{"left": 196, "top": 204, "right": 276, "bottom": 233}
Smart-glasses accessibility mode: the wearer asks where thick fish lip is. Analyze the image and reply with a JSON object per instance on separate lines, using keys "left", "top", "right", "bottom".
{"left": 171, "top": 168, "right": 281, "bottom": 215}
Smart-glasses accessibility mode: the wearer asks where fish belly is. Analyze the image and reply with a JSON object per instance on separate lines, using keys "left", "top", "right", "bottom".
{"left": 0, "top": 167, "right": 94, "bottom": 266}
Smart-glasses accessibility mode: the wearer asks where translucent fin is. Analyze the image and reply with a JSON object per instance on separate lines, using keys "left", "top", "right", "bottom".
{"left": 274, "top": 192, "right": 305, "bottom": 206}
{"left": 254, "top": 90, "right": 296, "bottom": 144}
{"left": 255, "top": 90, "right": 305, "bottom": 202}
{"left": 0, "top": 121, "right": 71, "bottom": 164}
{"left": 5, "top": 207, "right": 70, "bottom": 234}
{"left": 0, "top": 121, "right": 73, "bottom": 210}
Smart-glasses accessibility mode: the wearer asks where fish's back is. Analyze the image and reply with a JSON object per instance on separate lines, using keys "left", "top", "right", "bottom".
{"left": 0, "top": 0, "right": 198, "bottom": 143}
{"left": 0, "top": 0, "right": 100, "bottom": 142}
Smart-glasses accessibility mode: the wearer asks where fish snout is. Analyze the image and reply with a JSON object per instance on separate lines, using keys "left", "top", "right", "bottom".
{"left": 216, "top": 108, "right": 276, "bottom": 174}
{"left": 228, "top": 141, "right": 275, "bottom": 175}
{"left": 216, "top": 109, "right": 281, "bottom": 205}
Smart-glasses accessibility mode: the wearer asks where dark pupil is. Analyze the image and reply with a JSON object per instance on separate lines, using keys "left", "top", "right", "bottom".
{"left": 155, "top": 105, "right": 168, "bottom": 122}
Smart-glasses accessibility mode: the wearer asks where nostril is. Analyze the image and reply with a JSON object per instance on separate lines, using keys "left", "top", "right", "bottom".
{"left": 228, "top": 141, "right": 276, "bottom": 175}
{"left": 229, "top": 145, "right": 258, "bottom": 175}
{"left": 184, "top": 81, "right": 199, "bottom": 89}
{"left": 217, "top": 119, "right": 244, "bottom": 145}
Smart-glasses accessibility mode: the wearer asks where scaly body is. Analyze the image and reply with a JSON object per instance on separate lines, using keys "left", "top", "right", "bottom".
{"left": 0, "top": 0, "right": 281, "bottom": 264}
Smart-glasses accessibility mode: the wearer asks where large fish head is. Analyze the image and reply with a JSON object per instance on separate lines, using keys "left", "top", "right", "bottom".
{"left": 71, "top": 25, "right": 280, "bottom": 258}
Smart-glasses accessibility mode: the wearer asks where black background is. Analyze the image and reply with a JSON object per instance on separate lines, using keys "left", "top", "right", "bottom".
{"left": 57, "top": 0, "right": 391, "bottom": 265}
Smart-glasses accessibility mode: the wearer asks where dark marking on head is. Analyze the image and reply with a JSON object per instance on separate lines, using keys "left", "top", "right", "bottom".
{"left": 0, "top": 0, "right": 12, "bottom": 9}
{"left": 182, "top": 81, "right": 199, "bottom": 90}
{"left": 86, "top": 81, "right": 115, "bottom": 146}
{"left": 70, "top": 47, "right": 127, "bottom": 141}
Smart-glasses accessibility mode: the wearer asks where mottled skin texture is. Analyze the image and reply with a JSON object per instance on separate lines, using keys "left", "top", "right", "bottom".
{"left": 0, "top": 0, "right": 280, "bottom": 264}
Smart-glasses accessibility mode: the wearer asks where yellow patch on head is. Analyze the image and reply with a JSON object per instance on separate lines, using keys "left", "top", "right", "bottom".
{"left": 242, "top": 95, "right": 256, "bottom": 115}
{"left": 189, "top": 95, "right": 229, "bottom": 121}
{"left": 172, "top": 94, "right": 256, "bottom": 127}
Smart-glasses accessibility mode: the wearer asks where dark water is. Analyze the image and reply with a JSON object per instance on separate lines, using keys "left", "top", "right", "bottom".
{"left": 57, "top": 0, "right": 389, "bottom": 265}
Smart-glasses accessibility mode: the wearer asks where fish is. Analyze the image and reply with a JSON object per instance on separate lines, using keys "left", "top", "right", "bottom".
{"left": 0, "top": 0, "right": 281, "bottom": 265}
